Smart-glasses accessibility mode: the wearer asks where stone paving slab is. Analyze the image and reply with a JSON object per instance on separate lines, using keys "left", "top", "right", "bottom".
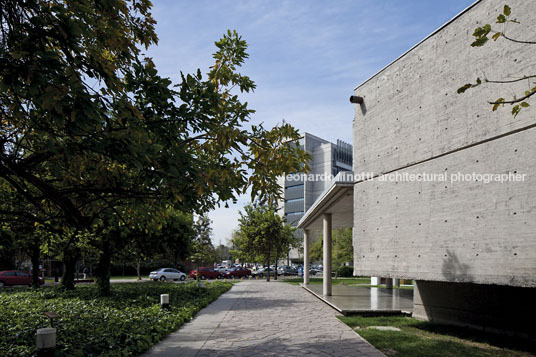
{"left": 145, "top": 281, "right": 384, "bottom": 357}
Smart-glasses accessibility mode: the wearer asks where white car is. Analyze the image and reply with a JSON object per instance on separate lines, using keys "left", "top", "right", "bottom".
{"left": 149, "top": 268, "right": 186, "bottom": 281}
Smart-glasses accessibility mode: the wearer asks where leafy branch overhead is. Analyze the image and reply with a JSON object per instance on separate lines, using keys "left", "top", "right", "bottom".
{"left": 457, "top": 5, "right": 535, "bottom": 117}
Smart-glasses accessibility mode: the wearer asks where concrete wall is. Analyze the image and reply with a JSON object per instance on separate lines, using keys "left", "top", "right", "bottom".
{"left": 353, "top": 0, "right": 536, "bottom": 288}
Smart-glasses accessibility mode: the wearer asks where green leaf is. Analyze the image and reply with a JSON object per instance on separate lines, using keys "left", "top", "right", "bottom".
{"left": 520, "top": 102, "right": 530, "bottom": 108}
{"left": 492, "top": 32, "right": 502, "bottom": 41}
{"left": 503, "top": 5, "right": 511, "bottom": 16}
{"left": 492, "top": 98, "right": 505, "bottom": 111}
{"left": 471, "top": 37, "right": 489, "bottom": 47}
{"left": 496, "top": 14, "right": 506, "bottom": 23}
{"left": 457, "top": 84, "right": 472, "bottom": 94}
{"left": 512, "top": 105, "right": 520, "bottom": 117}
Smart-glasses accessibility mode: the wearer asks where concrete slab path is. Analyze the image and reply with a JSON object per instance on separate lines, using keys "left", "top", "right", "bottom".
{"left": 145, "top": 280, "right": 384, "bottom": 357}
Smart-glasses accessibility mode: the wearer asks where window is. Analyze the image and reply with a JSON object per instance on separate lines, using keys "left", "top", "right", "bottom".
{"left": 285, "top": 212, "right": 304, "bottom": 217}
{"left": 17, "top": 272, "right": 29, "bottom": 277}
{"left": 285, "top": 198, "right": 304, "bottom": 203}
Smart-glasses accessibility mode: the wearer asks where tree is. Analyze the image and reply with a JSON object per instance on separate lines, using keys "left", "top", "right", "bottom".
{"left": 309, "top": 228, "right": 353, "bottom": 268}
{"left": 1, "top": 1, "right": 310, "bottom": 292}
{"left": 233, "top": 204, "right": 296, "bottom": 282}
{"left": 190, "top": 215, "right": 216, "bottom": 282}
{"left": 215, "top": 244, "right": 231, "bottom": 263}
{"left": 457, "top": 5, "right": 535, "bottom": 117}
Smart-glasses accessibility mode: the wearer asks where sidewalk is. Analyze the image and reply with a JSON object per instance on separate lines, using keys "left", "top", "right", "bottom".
{"left": 145, "top": 280, "right": 384, "bottom": 357}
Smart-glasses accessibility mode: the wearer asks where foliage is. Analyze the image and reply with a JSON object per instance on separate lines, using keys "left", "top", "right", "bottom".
{"left": 339, "top": 315, "right": 535, "bottom": 357}
{"left": 232, "top": 204, "right": 298, "bottom": 280}
{"left": 337, "top": 265, "right": 354, "bottom": 277}
{"left": 0, "top": 0, "right": 309, "bottom": 291}
{"left": 0, "top": 282, "right": 231, "bottom": 356}
{"left": 457, "top": 4, "right": 535, "bottom": 117}
{"left": 309, "top": 228, "right": 353, "bottom": 267}
{"left": 190, "top": 215, "right": 217, "bottom": 268}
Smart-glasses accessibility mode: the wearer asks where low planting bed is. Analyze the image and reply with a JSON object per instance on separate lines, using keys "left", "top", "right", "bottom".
{"left": 0, "top": 281, "right": 232, "bottom": 356}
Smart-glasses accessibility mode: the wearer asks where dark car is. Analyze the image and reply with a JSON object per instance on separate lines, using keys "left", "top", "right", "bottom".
{"left": 189, "top": 267, "right": 222, "bottom": 280}
{"left": 0, "top": 270, "right": 44, "bottom": 287}
{"left": 277, "top": 266, "right": 298, "bottom": 276}
{"left": 224, "top": 267, "right": 252, "bottom": 279}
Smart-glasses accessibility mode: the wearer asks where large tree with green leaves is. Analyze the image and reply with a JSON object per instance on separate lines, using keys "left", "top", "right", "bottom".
{"left": 0, "top": 0, "right": 309, "bottom": 292}
{"left": 457, "top": 4, "right": 535, "bottom": 117}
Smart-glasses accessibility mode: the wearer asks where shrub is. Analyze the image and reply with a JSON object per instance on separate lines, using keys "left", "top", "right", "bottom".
{"left": 337, "top": 266, "right": 354, "bottom": 277}
{"left": 0, "top": 281, "right": 231, "bottom": 356}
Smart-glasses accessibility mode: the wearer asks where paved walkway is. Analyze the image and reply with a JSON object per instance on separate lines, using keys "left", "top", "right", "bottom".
{"left": 145, "top": 281, "right": 384, "bottom": 357}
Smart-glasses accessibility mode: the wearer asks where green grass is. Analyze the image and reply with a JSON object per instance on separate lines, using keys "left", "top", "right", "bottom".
{"left": 338, "top": 315, "right": 535, "bottom": 357}
{"left": 0, "top": 281, "right": 231, "bottom": 356}
{"left": 282, "top": 277, "right": 372, "bottom": 285}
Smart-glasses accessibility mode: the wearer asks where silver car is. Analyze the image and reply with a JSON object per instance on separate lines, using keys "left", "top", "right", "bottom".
{"left": 149, "top": 268, "right": 186, "bottom": 281}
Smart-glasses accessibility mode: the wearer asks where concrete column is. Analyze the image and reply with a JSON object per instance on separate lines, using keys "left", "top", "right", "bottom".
{"left": 323, "top": 213, "right": 332, "bottom": 296}
{"left": 303, "top": 229, "right": 310, "bottom": 285}
{"left": 370, "top": 277, "right": 380, "bottom": 285}
{"left": 385, "top": 278, "right": 393, "bottom": 289}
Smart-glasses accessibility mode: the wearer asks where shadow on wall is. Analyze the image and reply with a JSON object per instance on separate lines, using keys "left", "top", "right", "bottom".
{"left": 360, "top": 100, "right": 367, "bottom": 115}
{"left": 441, "top": 249, "right": 473, "bottom": 282}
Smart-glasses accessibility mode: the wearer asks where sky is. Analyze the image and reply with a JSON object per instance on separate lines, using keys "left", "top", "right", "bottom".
{"left": 145, "top": 0, "right": 476, "bottom": 245}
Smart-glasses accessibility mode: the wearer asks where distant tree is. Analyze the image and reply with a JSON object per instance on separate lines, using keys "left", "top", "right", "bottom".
{"left": 233, "top": 204, "right": 296, "bottom": 281}
{"left": 215, "top": 244, "right": 231, "bottom": 263}
{"left": 309, "top": 228, "right": 353, "bottom": 268}
{"left": 190, "top": 215, "right": 216, "bottom": 282}
{"left": 458, "top": 5, "right": 535, "bottom": 117}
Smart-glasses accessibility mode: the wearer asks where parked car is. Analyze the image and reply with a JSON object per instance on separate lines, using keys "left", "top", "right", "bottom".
{"left": 149, "top": 268, "right": 186, "bottom": 281}
{"left": 277, "top": 266, "right": 298, "bottom": 276}
{"left": 252, "top": 267, "right": 276, "bottom": 278}
{"left": 224, "top": 267, "right": 252, "bottom": 278}
{"left": 215, "top": 266, "right": 228, "bottom": 273}
{"left": 0, "top": 270, "right": 44, "bottom": 287}
{"left": 189, "top": 267, "right": 222, "bottom": 280}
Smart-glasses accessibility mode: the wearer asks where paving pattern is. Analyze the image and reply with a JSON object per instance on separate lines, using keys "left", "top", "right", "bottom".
{"left": 145, "top": 281, "right": 384, "bottom": 357}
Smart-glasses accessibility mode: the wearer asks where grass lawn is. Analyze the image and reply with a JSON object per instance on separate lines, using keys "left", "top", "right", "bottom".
{"left": 339, "top": 315, "right": 535, "bottom": 357}
{"left": 0, "top": 281, "right": 232, "bottom": 356}
{"left": 282, "top": 277, "right": 372, "bottom": 285}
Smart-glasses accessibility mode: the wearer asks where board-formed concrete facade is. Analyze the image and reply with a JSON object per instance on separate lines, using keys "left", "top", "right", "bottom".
{"left": 352, "top": 0, "right": 536, "bottom": 333}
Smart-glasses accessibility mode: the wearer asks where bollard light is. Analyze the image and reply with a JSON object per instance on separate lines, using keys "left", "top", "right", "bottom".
{"left": 160, "top": 294, "right": 170, "bottom": 309}
{"left": 36, "top": 327, "right": 56, "bottom": 350}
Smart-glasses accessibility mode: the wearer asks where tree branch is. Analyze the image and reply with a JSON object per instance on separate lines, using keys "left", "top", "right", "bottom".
{"left": 485, "top": 75, "right": 536, "bottom": 84}
{"left": 502, "top": 34, "right": 536, "bottom": 45}
{"left": 489, "top": 89, "right": 536, "bottom": 105}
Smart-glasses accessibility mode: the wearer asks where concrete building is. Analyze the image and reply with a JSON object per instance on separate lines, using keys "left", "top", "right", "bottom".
{"left": 299, "top": 0, "right": 536, "bottom": 337}
{"left": 279, "top": 133, "right": 352, "bottom": 263}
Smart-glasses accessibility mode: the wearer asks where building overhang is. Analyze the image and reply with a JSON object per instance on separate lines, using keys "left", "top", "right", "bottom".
{"left": 297, "top": 171, "right": 354, "bottom": 232}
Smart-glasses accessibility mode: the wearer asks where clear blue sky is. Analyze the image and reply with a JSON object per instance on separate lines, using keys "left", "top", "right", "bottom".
{"left": 146, "top": 0, "right": 476, "bottom": 245}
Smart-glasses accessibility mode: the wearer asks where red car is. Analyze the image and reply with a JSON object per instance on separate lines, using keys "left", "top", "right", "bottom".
{"left": 224, "top": 267, "right": 252, "bottom": 279}
{"left": 0, "top": 270, "right": 44, "bottom": 287}
{"left": 189, "top": 267, "right": 222, "bottom": 280}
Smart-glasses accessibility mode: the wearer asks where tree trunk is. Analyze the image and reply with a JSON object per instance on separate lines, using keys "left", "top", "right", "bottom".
{"left": 266, "top": 244, "right": 271, "bottom": 282}
{"left": 61, "top": 249, "right": 78, "bottom": 290}
{"left": 136, "top": 258, "right": 141, "bottom": 281}
{"left": 95, "top": 242, "right": 112, "bottom": 296}
{"left": 30, "top": 242, "right": 40, "bottom": 288}
{"left": 274, "top": 246, "right": 279, "bottom": 281}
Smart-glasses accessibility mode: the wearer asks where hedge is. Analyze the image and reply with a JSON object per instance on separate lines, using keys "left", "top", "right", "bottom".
{"left": 0, "top": 281, "right": 231, "bottom": 356}
{"left": 337, "top": 266, "right": 354, "bottom": 277}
